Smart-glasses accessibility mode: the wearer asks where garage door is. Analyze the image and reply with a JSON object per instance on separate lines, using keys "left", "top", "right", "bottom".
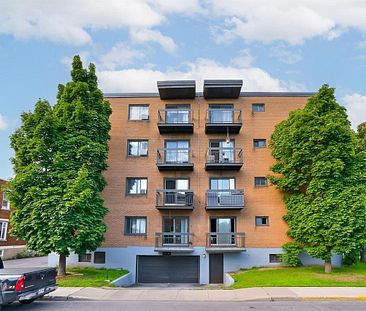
{"left": 137, "top": 255, "right": 200, "bottom": 283}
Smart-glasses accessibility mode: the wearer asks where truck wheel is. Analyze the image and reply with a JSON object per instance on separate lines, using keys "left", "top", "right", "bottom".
{"left": 19, "top": 299, "right": 35, "bottom": 304}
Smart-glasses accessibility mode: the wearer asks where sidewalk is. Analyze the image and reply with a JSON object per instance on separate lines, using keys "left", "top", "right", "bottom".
{"left": 46, "top": 287, "right": 366, "bottom": 302}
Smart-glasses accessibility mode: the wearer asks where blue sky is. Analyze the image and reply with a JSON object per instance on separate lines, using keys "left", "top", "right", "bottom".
{"left": 1, "top": 0, "right": 366, "bottom": 179}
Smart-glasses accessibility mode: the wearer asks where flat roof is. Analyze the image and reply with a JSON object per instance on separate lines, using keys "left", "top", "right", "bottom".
{"left": 104, "top": 91, "right": 315, "bottom": 98}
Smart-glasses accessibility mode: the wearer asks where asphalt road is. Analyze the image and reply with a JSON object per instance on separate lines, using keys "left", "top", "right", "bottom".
{"left": 3, "top": 300, "right": 366, "bottom": 311}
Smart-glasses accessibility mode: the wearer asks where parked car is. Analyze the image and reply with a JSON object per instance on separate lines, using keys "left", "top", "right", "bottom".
{"left": 0, "top": 257, "right": 57, "bottom": 308}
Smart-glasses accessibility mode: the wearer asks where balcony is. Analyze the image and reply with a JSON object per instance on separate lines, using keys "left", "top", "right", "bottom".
{"left": 157, "top": 109, "right": 193, "bottom": 134}
{"left": 156, "top": 148, "right": 194, "bottom": 171}
{"left": 206, "top": 232, "right": 245, "bottom": 253}
{"left": 156, "top": 189, "right": 194, "bottom": 210}
{"left": 205, "top": 109, "right": 242, "bottom": 134}
{"left": 203, "top": 80, "right": 243, "bottom": 99}
{"left": 157, "top": 80, "right": 196, "bottom": 100}
{"left": 206, "top": 190, "right": 244, "bottom": 210}
{"left": 205, "top": 147, "right": 243, "bottom": 170}
{"left": 155, "top": 232, "right": 194, "bottom": 252}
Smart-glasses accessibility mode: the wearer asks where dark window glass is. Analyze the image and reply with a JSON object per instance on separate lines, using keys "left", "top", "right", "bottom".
{"left": 269, "top": 254, "right": 282, "bottom": 263}
{"left": 255, "top": 177, "right": 268, "bottom": 187}
{"left": 253, "top": 139, "right": 266, "bottom": 148}
{"left": 255, "top": 216, "right": 269, "bottom": 226}
{"left": 252, "top": 103, "right": 265, "bottom": 112}
{"left": 94, "top": 252, "right": 106, "bottom": 264}
{"left": 126, "top": 178, "right": 148, "bottom": 195}
{"left": 125, "top": 217, "right": 147, "bottom": 235}
{"left": 78, "top": 254, "right": 92, "bottom": 262}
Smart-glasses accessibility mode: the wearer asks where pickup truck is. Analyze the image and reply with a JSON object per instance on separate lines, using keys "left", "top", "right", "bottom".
{"left": 0, "top": 266, "right": 57, "bottom": 308}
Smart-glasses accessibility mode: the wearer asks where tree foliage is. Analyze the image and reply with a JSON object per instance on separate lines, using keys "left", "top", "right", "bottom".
{"left": 8, "top": 56, "right": 111, "bottom": 272}
{"left": 269, "top": 85, "right": 366, "bottom": 271}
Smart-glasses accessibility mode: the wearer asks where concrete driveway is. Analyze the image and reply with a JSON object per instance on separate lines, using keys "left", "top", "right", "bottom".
{"left": 3, "top": 256, "right": 48, "bottom": 268}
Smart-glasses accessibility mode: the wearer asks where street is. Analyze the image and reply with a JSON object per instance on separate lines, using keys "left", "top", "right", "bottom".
{"left": 3, "top": 300, "right": 366, "bottom": 311}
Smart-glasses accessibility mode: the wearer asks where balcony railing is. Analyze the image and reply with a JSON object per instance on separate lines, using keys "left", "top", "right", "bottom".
{"left": 156, "top": 189, "right": 194, "bottom": 210}
{"left": 155, "top": 232, "right": 194, "bottom": 248}
{"left": 156, "top": 148, "right": 193, "bottom": 171}
{"left": 158, "top": 109, "right": 193, "bottom": 133}
{"left": 206, "top": 147, "right": 243, "bottom": 170}
{"left": 205, "top": 109, "right": 242, "bottom": 134}
{"left": 206, "top": 232, "right": 245, "bottom": 251}
{"left": 206, "top": 189, "right": 244, "bottom": 210}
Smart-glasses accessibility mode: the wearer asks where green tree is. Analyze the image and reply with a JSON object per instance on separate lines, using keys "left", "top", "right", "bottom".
{"left": 269, "top": 84, "right": 366, "bottom": 273}
{"left": 8, "top": 56, "right": 112, "bottom": 275}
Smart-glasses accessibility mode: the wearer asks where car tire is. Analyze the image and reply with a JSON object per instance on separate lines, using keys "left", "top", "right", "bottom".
{"left": 19, "top": 299, "right": 35, "bottom": 304}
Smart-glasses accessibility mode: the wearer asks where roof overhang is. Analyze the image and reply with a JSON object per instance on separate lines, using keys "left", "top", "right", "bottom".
{"left": 157, "top": 80, "right": 196, "bottom": 100}
{"left": 204, "top": 80, "right": 243, "bottom": 99}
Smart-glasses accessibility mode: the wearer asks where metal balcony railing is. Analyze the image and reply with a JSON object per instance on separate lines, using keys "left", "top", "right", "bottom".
{"left": 158, "top": 109, "right": 192, "bottom": 124}
{"left": 157, "top": 148, "right": 192, "bottom": 164}
{"left": 206, "top": 109, "right": 242, "bottom": 124}
{"left": 206, "top": 189, "right": 244, "bottom": 209}
{"left": 155, "top": 232, "right": 194, "bottom": 248}
{"left": 206, "top": 147, "right": 243, "bottom": 164}
{"left": 206, "top": 232, "right": 245, "bottom": 248}
{"left": 156, "top": 189, "right": 194, "bottom": 208}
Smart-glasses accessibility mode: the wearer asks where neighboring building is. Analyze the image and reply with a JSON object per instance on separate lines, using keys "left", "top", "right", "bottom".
{"left": 48, "top": 80, "right": 342, "bottom": 284}
{"left": 0, "top": 179, "right": 27, "bottom": 259}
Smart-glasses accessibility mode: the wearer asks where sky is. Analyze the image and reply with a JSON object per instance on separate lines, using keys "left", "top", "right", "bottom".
{"left": 1, "top": 0, "right": 366, "bottom": 179}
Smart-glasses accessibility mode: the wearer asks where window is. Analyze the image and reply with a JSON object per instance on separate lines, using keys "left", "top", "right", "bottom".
{"left": 0, "top": 250, "right": 3, "bottom": 257}
{"left": 0, "top": 221, "right": 8, "bottom": 241}
{"left": 165, "top": 140, "right": 189, "bottom": 163}
{"left": 2, "top": 193, "right": 9, "bottom": 210}
{"left": 255, "top": 177, "right": 268, "bottom": 187}
{"left": 126, "top": 178, "right": 148, "bottom": 195}
{"left": 125, "top": 217, "right": 147, "bottom": 235}
{"left": 128, "top": 140, "right": 148, "bottom": 157}
{"left": 252, "top": 103, "right": 265, "bottom": 112}
{"left": 208, "top": 104, "right": 234, "bottom": 123}
{"left": 210, "top": 178, "right": 235, "bottom": 190}
{"left": 165, "top": 104, "right": 190, "bottom": 124}
{"left": 269, "top": 254, "right": 282, "bottom": 263}
{"left": 255, "top": 216, "right": 269, "bottom": 226}
{"left": 94, "top": 252, "right": 106, "bottom": 264}
{"left": 129, "top": 105, "right": 149, "bottom": 120}
{"left": 253, "top": 139, "right": 267, "bottom": 148}
{"left": 78, "top": 253, "right": 92, "bottom": 262}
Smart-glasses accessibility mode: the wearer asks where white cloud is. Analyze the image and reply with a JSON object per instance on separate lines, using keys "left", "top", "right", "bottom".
{"left": 343, "top": 93, "right": 366, "bottom": 129}
{"left": 207, "top": 0, "right": 366, "bottom": 45}
{"left": 270, "top": 44, "right": 302, "bottom": 64}
{"left": 98, "top": 43, "right": 145, "bottom": 70}
{"left": 230, "top": 49, "right": 254, "bottom": 67}
{"left": 0, "top": 114, "right": 8, "bottom": 131}
{"left": 130, "top": 29, "right": 177, "bottom": 53}
{"left": 61, "top": 51, "right": 90, "bottom": 68}
{"left": 98, "top": 57, "right": 303, "bottom": 93}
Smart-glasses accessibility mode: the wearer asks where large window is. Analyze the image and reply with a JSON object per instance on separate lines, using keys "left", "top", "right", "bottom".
{"left": 165, "top": 140, "right": 189, "bottom": 163}
{"left": 2, "top": 193, "right": 9, "bottom": 210}
{"left": 126, "top": 178, "right": 148, "bottom": 195}
{"left": 129, "top": 105, "right": 149, "bottom": 120}
{"left": 0, "top": 221, "right": 8, "bottom": 241}
{"left": 128, "top": 140, "right": 148, "bottom": 157}
{"left": 253, "top": 139, "right": 267, "bottom": 148}
{"left": 165, "top": 104, "right": 190, "bottom": 124}
{"left": 125, "top": 217, "right": 147, "bottom": 235}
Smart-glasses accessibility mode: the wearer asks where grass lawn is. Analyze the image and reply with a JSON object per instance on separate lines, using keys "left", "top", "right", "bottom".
{"left": 231, "top": 262, "right": 366, "bottom": 288}
{"left": 57, "top": 267, "right": 129, "bottom": 287}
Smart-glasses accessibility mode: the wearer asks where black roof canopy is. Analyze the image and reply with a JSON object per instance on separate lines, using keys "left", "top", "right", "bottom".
{"left": 157, "top": 80, "right": 196, "bottom": 100}
{"left": 204, "top": 79, "right": 243, "bottom": 99}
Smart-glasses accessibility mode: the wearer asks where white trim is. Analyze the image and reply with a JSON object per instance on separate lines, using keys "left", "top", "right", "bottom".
{"left": 0, "top": 220, "right": 8, "bottom": 241}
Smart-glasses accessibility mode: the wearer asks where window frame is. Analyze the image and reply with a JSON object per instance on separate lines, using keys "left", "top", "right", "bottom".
{"left": 128, "top": 104, "right": 149, "bottom": 121}
{"left": 0, "top": 220, "right": 8, "bottom": 241}
{"left": 253, "top": 139, "right": 267, "bottom": 148}
{"left": 127, "top": 140, "right": 148, "bottom": 157}
{"left": 94, "top": 251, "right": 106, "bottom": 264}
{"left": 78, "top": 253, "right": 92, "bottom": 262}
{"left": 126, "top": 177, "right": 148, "bottom": 196}
{"left": 252, "top": 103, "right": 265, "bottom": 113}
{"left": 269, "top": 254, "right": 283, "bottom": 263}
{"left": 124, "top": 216, "right": 147, "bottom": 236}
{"left": 2, "top": 193, "right": 10, "bottom": 210}
{"left": 255, "top": 216, "right": 269, "bottom": 226}
{"left": 209, "top": 177, "right": 236, "bottom": 190}
{"left": 254, "top": 177, "right": 268, "bottom": 187}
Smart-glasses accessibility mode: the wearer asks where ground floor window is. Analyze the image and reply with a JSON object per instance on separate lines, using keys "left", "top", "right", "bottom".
{"left": 94, "top": 252, "right": 106, "bottom": 264}
{"left": 78, "top": 253, "right": 92, "bottom": 262}
{"left": 0, "top": 221, "right": 8, "bottom": 241}
{"left": 269, "top": 254, "right": 282, "bottom": 263}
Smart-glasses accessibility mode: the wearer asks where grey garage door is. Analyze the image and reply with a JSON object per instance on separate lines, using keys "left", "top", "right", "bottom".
{"left": 137, "top": 255, "right": 200, "bottom": 283}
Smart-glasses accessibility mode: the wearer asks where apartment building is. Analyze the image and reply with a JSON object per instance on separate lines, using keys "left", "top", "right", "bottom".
{"left": 0, "top": 179, "right": 26, "bottom": 259}
{"left": 49, "top": 80, "right": 342, "bottom": 284}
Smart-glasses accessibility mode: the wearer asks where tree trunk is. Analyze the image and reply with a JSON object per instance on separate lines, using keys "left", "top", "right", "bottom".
{"left": 58, "top": 254, "right": 67, "bottom": 276}
{"left": 324, "top": 259, "right": 332, "bottom": 273}
{"left": 361, "top": 247, "right": 366, "bottom": 262}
